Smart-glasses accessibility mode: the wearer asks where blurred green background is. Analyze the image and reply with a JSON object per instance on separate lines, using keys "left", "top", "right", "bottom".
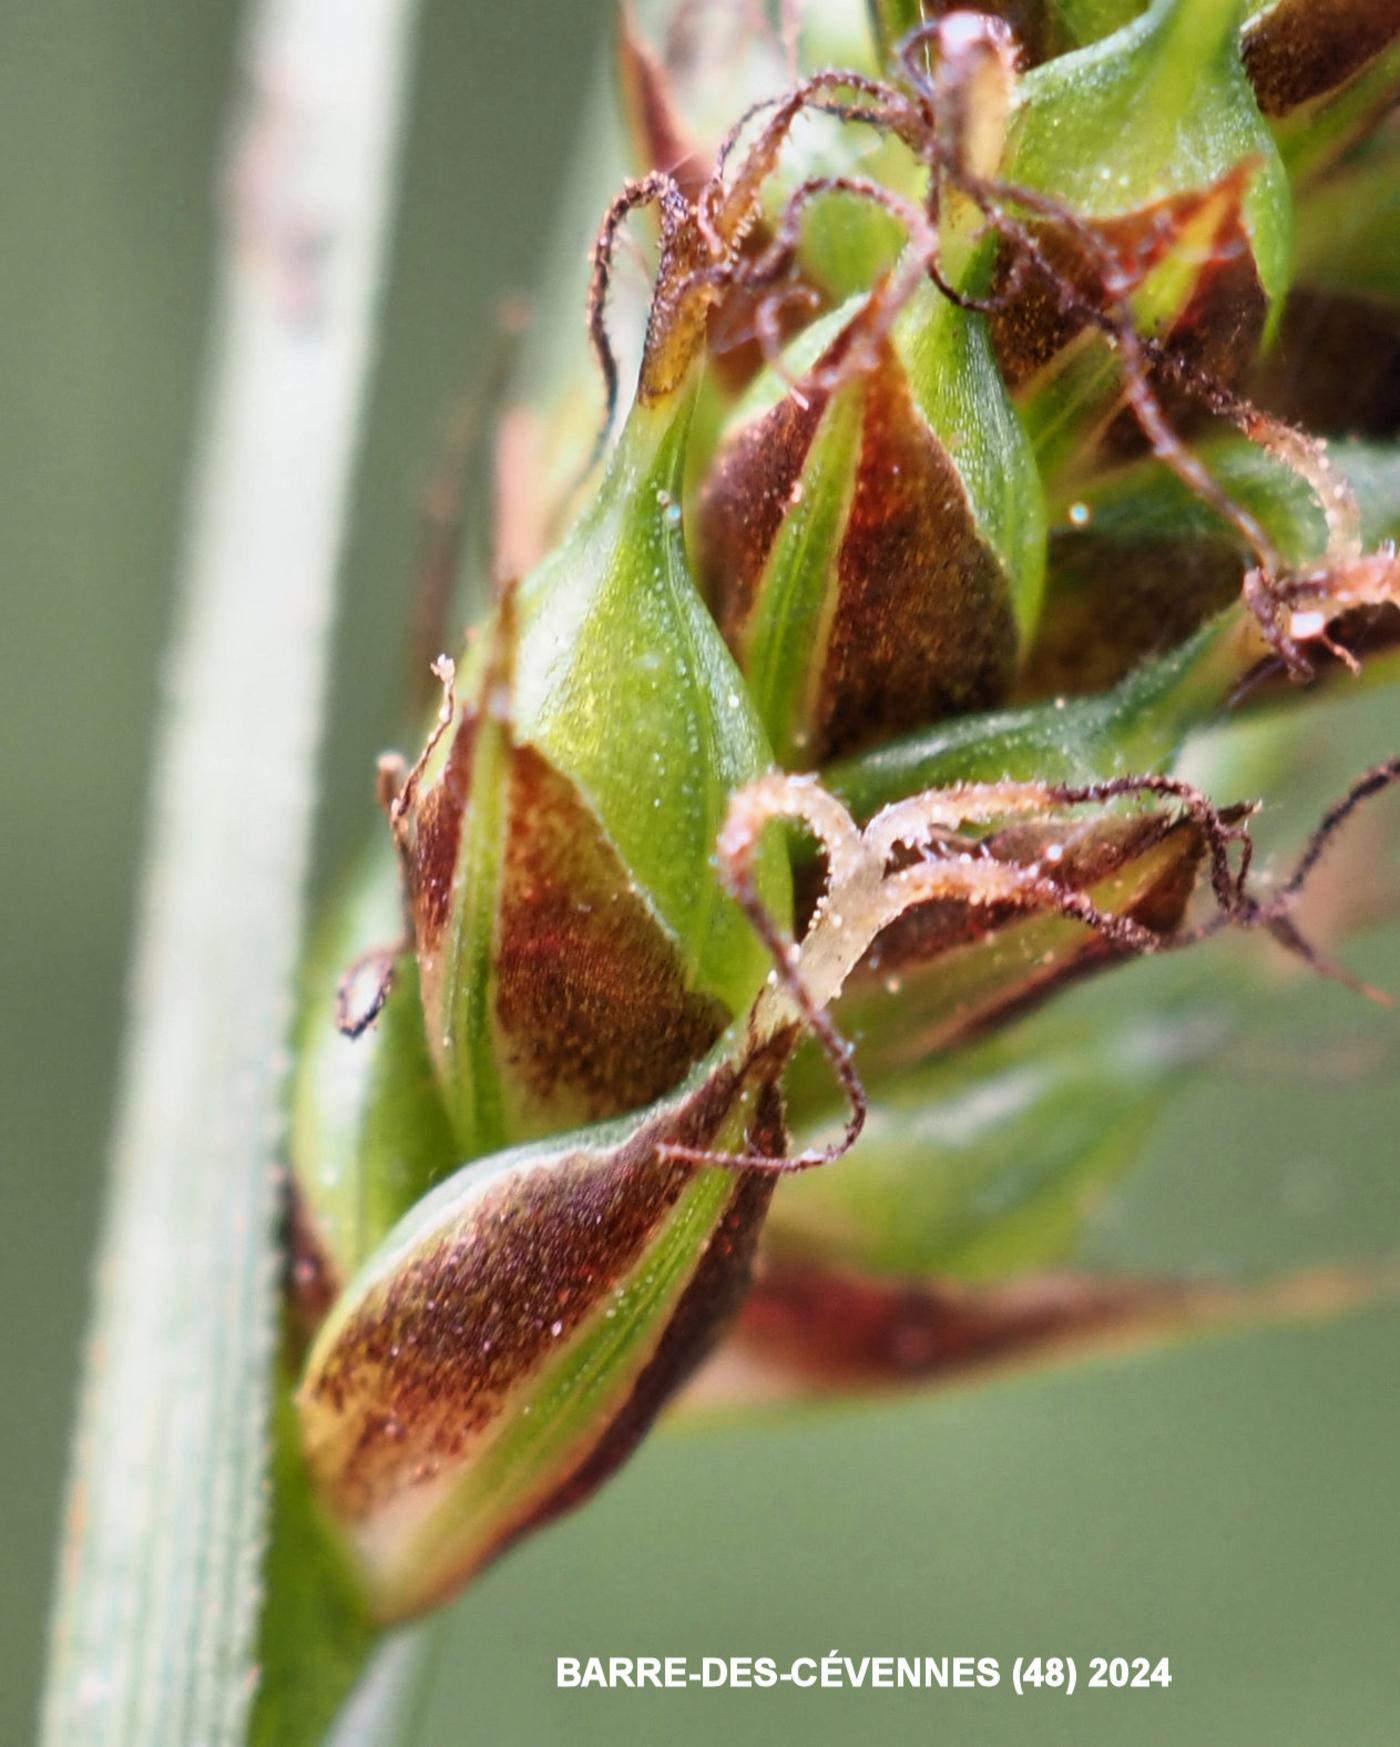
{"left": 3, "top": 4, "right": 1398, "bottom": 1743}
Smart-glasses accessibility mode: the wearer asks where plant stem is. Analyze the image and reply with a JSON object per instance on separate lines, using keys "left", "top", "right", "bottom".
{"left": 40, "top": 2, "right": 420, "bottom": 1741}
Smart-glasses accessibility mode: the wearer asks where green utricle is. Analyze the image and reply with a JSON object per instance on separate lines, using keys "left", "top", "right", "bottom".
{"left": 396, "top": 376, "right": 790, "bottom": 1160}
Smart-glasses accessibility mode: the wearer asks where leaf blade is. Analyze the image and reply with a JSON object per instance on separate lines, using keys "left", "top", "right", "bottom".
{"left": 40, "top": 2, "right": 421, "bottom": 1740}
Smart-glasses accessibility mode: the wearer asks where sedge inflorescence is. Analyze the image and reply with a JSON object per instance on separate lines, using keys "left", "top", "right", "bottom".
{"left": 284, "top": 0, "right": 1400, "bottom": 1624}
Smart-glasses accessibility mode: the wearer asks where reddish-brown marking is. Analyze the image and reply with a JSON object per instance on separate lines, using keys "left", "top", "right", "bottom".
{"left": 1243, "top": 0, "right": 1400, "bottom": 115}
{"left": 990, "top": 179, "right": 1266, "bottom": 402}
{"left": 818, "top": 342, "right": 1015, "bottom": 759}
{"left": 701, "top": 322, "right": 1016, "bottom": 763}
{"left": 862, "top": 814, "right": 1203, "bottom": 977}
{"left": 305, "top": 1056, "right": 780, "bottom": 1521}
{"left": 495, "top": 744, "right": 728, "bottom": 1123}
{"left": 734, "top": 1261, "right": 1218, "bottom": 1384}
{"left": 699, "top": 372, "right": 832, "bottom": 639}
{"left": 401, "top": 707, "right": 477, "bottom": 956}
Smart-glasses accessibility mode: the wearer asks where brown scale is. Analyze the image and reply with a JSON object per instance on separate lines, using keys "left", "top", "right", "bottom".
{"left": 1242, "top": 0, "right": 1400, "bottom": 117}
{"left": 493, "top": 743, "right": 728, "bottom": 1122}
{"left": 775, "top": 812, "right": 1207, "bottom": 1132}
{"left": 729, "top": 1261, "right": 1223, "bottom": 1389}
{"left": 1251, "top": 287, "right": 1400, "bottom": 438}
{"left": 700, "top": 369, "right": 833, "bottom": 640}
{"left": 1017, "top": 529, "right": 1243, "bottom": 700}
{"left": 503, "top": 1085, "right": 782, "bottom": 1563}
{"left": 309, "top": 1146, "right": 693, "bottom": 1516}
{"left": 303, "top": 1052, "right": 785, "bottom": 1526}
{"left": 818, "top": 340, "right": 1015, "bottom": 759}
{"left": 791, "top": 813, "right": 1209, "bottom": 1088}
{"left": 394, "top": 685, "right": 727, "bottom": 1132}
{"left": 791, "top": 784, "right": 1204, "bottom": 934}
{"left": 860, "top": 813, "right": 1204, "bottom": 978}
{"left": 701, "top": 320, "right": 1016, "bottom": 766}
{"left": 988, "top": 174, "right": 1266, "bottom": 413}
{"left": 400, "top": 708, "right": 475, "bottom": 956}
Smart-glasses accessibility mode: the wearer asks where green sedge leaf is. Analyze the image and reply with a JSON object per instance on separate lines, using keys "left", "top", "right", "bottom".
{"left": 251, "top": 1381, "right": 378, "bottom": 1747}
